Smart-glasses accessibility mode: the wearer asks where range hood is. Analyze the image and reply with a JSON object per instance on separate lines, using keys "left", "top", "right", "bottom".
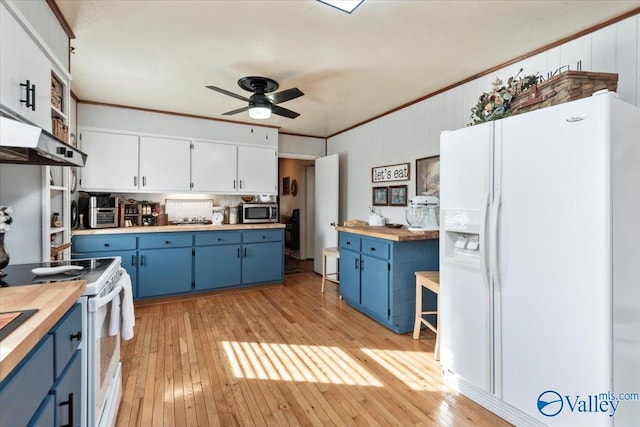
{"left": 0, "top": 105, "right": 86, "bottom": 167}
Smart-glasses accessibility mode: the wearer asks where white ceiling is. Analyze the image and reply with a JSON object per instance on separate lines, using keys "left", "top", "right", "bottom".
{"left": 55, "top": 0, "right": 640, "bottom": 138}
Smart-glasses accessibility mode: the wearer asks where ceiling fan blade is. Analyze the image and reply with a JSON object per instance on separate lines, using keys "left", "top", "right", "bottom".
{"left": 271, "top": 105, "right": 300, "bottom": 119}
{"left": 268, "top": 88, "right": 304, "bottom": 105}
{"left": 223, "top": 106, "right": 249, "bottom": 115}
{"left": 206, "top": 85, "right": 250, "bottom": 102}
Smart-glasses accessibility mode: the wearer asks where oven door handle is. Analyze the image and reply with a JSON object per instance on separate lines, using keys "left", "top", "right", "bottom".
{"left": 95, "top": 282, "right": 123, "bottom": 310}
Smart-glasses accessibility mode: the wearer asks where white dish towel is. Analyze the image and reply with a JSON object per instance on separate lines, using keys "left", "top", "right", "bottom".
{"left": 119, "top": 268, "right": 136, "bottom": 341}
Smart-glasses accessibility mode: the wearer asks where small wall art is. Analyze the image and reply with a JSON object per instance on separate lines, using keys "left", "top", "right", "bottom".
{"left": 282, "top": 177, "right": 290, "bottom": 195}
{"left": 389, "top": 185, "right": 408, "bottom": 206}
{"left": 372, "top": 186, "right": 388, "bottom": 206}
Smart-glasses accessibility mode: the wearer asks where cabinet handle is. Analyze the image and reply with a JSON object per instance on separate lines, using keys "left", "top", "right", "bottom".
{"left": 19, "top": 80, "right": 36, "bottom": 110}
{"left": 134, "top": 176, "right": 138, "bottom": 187}
{"left": 360, "top": 259, "right": 364, "bottom": 270}
{"left": 237, "top": 248, "right": 240, "bottom": 258}
{"left": 104, "top": 243, "right": 110, "bottom": 247}
{"left": 239, "top": 179, "right": 243, "bottom": 189}
{"left": 218, "top": 237, "right": 222, "bottom": 241}
{"left": 244, "top": 248, "right": 247, "bottom": 257}
{"left": 233, "top": 179, "right": 236, "bottom": 189}
{"left": 140, "top": 255, "right": 145, "bottom": 266}
{"left": 143, "top": 176, "right": 147, "bottom": 187}
{"left": 131, "top": 255, "right": 136, "bottom": 266}
{"left": 59, "top": 392, "right": 74, "bottom": 427}
{"left": 346, "top": 241, "right": 351, "bottom": 246}
{"left": 354, "top": 258, "right": 359, "bottom": 269}
{"left": 70, "top": 331, "right": 82, "bottom": 342}
{"left": 262, "top": 235, "right": 267, "bottom": 239}
{"left": 370, "top": 247, "right": 375, "bottom": 251}
{"left": 165, "top": 240, "right": 171, "bottom": 245}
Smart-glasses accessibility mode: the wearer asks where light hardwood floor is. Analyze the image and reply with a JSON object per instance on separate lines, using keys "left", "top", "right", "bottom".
{"left": 116, "top": 271, "right": 512, "bottom": 426}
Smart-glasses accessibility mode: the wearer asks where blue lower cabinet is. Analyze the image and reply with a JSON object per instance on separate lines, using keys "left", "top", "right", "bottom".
{"left": 339, "top": 231, "right": 439, "bottom": 334}
{"left": 242, "top": 241, "right": 284, "bottom": 284}
{"left": 138, "top": 247, "right": 193, "bottom": 297}
{"left": 339, "top": 249, "right": 361, "bottom": 304}
{"left": 194, "top": 244, "right": 241, "bottom": 290}
{"left": 28, "top": 394, "right": 55, "bottom": 427}
{"left": 52, "top": 351, "right": 82, "bottom": 427}
{"left": 0, "top": 303, "right": 83, "bottom": 427}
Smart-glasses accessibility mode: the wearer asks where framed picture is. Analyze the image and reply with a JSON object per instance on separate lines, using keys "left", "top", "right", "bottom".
{"left": 416, "top": 155, "right": 440, "bottom": 196}
{"left": 389, "top": 185, "right": 408, "bottom": 206}
{"left": 282, "top": 177, "right": 290, "bottom": 195}
{"left": 372, "top": 186, "right": 388, "bottom": 206}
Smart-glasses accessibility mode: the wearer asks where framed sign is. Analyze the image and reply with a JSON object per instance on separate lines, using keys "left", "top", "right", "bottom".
{"left": 372, "top": 186, "right": 388, "bottom": 206}
{"left": 389, "top": 185, "right": 408, "bottom": 206}
{"left": 372, "top": 163, "right": 410, "bottom": 183}
{"left": 416, "top": 155, "right": 440, "bottom": 196}
{"left": 282, "top": 177, "right": 290, "bottom": 195}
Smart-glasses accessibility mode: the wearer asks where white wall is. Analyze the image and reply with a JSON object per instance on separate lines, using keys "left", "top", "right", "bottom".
{"left": 279, "top": 134, "right": 325, "bottom": 159}
{"left": 328, "top": 14, "right": 640, "bottom": 225}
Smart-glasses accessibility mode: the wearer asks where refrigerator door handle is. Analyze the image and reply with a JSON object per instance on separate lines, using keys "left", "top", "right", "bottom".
{"left": 480, "top": 191, "right": 491, "bottom": 290}
{"left": 490, "top": 190, "right": 502, "bottom": 291}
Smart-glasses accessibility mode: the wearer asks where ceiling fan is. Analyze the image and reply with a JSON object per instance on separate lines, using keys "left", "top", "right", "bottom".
{"left": 206, "top": 76, "right": 304, "bottom": 120}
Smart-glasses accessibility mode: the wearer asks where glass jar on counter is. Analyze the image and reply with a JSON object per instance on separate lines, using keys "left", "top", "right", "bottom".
{"left": 229, "top": 206, "right": 239, "bottom": 224}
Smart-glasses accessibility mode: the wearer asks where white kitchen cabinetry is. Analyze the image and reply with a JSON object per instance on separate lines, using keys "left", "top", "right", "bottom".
{"left": 139, "top": 136, "right": 191, "bottom": 191}
{"left": 0, "top": 3, "right": 50, "bottom": 129}
{"left": 80, "top": 131, "right": 139, "bottom": 191}
{"left": 237, "top": 145, "right": 277, "bottom": 194}
{"left": 79, "top": 131, "right": 191, "bottom": 192}
{"left": 191, "top": 141, "right": 237, "bottom": 192}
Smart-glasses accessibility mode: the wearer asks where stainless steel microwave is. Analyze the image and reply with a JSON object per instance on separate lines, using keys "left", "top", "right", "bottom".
{"left": 241, "top": 203, "right": 278, "bottom": 223}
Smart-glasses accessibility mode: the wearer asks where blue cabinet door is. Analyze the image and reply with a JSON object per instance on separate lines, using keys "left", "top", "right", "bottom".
{"left": 194, "top": 244, "right": 241, "bottom": 290}
{"left": 242, "top": 241, "right": 283, "bottom": 284}
{"left": 339, "top": 250, "right": 361, "bottom": 304}
{"left": 138, "top": 247, "right": 192, "bottom": 297}
{"left": 360, "top": 254, "right": 390, "bottom": 320}
{"left": 52, "top": 350, "right": 82, "bottom": 427}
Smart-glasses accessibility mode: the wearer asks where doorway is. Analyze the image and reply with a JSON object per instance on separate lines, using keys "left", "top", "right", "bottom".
{"left": 279, "top": 158, "right": 315, "bottom": 261}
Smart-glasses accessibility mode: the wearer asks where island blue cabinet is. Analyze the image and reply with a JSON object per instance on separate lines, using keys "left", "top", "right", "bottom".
{"left": 339, "top": 231, "right": 439, "bottom": 334}
{"left": 73, "top": 227, "right": 284, "bottom": 300}
{"left": 0, "top": 303, "right": 83, "bottom": 427}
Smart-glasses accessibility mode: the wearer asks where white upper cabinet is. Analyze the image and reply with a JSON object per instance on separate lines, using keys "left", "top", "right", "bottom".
{"left": 237, "top": 145, "right": 277, "bottom": 194}
{"left": 191, "top": 141, "right": 237, "bottom": 192}
{"left": 0, "top": 4, "right": 50, "bottom": 129}
{"left": 80, "top": 131, "right": 139, "bottom": 191}
{"left": 139, "top": 136, "right": 191, "bottom": 192}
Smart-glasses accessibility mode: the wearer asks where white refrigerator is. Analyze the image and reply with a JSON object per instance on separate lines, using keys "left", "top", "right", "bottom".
{"left": 439, "top": 91, "right": 640, "bottom": 427}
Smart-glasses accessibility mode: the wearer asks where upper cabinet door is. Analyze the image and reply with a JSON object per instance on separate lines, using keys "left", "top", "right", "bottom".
{"left": 0, "top": 5, "right": 50, "bottom": 129}
{"left": 191, "top": 141, "right": 237, "bottom": 193}
{"left": 139, "top": 136, "right": 191, "bottom": 192}
{"left": 237, "top": 146, "right": 277, "bottom": 194}
{"left": 80, "top": 131, "right": 139, "bottom": 191}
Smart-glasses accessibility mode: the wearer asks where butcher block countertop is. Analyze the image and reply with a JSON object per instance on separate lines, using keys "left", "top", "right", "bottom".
{"left": 0, "top": 280, "right": 86, "bottom": 382}
{"left": 73, "top": 223, "right": 285, "bottom": 236}
{"left": 336, "top": 225, "right": 439, "bottom": 241}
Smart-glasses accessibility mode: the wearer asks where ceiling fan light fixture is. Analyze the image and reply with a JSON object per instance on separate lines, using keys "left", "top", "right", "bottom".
{"left": 317, "top": 0, "right": 364, "bottom": 14}
{"left": 249, "top": 106, "right": 271, "bottom": 119}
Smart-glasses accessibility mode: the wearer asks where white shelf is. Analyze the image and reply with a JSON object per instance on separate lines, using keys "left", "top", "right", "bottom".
{"left": 49, "top": 226, "right": 65, "bottom": 235}
{"left": 51, "top": 105, "right": 67, "bottom": 121}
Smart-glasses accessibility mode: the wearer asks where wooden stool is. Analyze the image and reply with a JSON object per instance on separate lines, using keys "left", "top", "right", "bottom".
{"left": 321, "top": 247, "right": 340, "bottom": 293}
{"left": 413, "top": 271, "right": 440, "bottom": 360}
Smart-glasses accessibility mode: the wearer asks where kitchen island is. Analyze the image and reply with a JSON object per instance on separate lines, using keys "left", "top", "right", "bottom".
{"left": 335, "top": 225, "right": 439, "bottom": 334}
{"left": 72, "top": 224, "right": 285, "bottom": 300}
{"left": 0, "top": 280, "right": 86, "bottom": 426}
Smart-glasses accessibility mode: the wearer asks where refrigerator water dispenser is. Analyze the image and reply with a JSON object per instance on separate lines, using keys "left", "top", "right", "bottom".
{"left": 442, "top": 209, "right": 482, "bottom": 268}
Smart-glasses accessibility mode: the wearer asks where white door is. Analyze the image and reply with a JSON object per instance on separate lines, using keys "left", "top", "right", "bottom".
{"left": 191, "top": 141, "right": 237, "bottom": 192}
{"left": 139, "top": 136, "right": 191, "bottom": 192}
{"left": 80, "top": 131, "right": 139, "bottom": 191}
{"left": 237, "top": 146, "right": 277, "bottom": 194}
{"left": 314, "top": 153, "right": 339, "bottom": 274}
